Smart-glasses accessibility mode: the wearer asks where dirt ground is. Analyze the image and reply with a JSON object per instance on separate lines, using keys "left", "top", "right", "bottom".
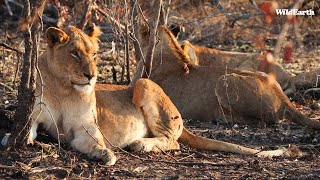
{"left": 0, "top": 120, "right": 320, "bottom": 179}
{"left": 1, "top": 0, "right": 320, "bottom": 179}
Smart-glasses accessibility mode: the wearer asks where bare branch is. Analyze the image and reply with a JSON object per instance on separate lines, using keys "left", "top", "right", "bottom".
{"left": 142, "top": 0, "right": 163, "bottom": 78}
{"left": 95, "top": 7, "right": 126, "bottom": 31}
{"left": 82, "top": 125, "right": 103, "bottom": 147}
{"left": 78, "top": 0, "right": 94, "bottom": 30}
{"left": 0, "top": 82, "right": 14, "bottom": 92}
{"left": 5, "top": 0, "right": 13, "bottom": 16}
{"left": 124, "top": 0, "right": 131, "bottom": 84}
{"left": 0, "top": 42, "right": 23, "bottom": 54}
{"left": 274, "top": 0, "right": 305, "bottom": 60}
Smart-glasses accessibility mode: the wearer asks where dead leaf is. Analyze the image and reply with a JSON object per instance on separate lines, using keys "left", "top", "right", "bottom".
{"left": 283, "top": 44, "right": 294, "bottom": 63}
{"left": 133, "top": 166, "right": 149, "bottom": 173}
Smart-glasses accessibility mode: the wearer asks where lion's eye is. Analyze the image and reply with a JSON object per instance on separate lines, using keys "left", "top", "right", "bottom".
{"left": 92, "top": 53, "right": 97, "bottom": 58}
{"left": 71, "top": 52, "right": 80, "bottom": 59}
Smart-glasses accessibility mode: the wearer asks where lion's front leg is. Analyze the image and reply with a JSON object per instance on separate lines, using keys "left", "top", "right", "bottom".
{"left": 131, "top": 78, "right": 184, "bottom": 152}
{"left": 129, "top": 137, "right": 179, "bottom": 152}
{"left": 70, "top": 123, "right": 116, "bottom": 165}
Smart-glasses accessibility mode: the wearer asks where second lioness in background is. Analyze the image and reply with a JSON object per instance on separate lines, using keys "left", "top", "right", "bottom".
{"left": 169, "top": 24, "right": 295, "bottom": 95}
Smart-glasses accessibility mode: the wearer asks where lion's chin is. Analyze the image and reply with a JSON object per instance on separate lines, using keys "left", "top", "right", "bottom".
{"left": 73, "top": 84, "right": 94, "bottom": 94}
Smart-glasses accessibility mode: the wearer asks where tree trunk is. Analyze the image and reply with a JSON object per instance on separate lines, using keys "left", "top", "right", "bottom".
{"left": 11, "top": 0, "right": 46, "bottom": 147}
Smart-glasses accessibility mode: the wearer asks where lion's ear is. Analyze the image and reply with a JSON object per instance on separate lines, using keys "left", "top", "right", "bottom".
{"left": 85, "top": 23, "right": 101, "bottom": 38}
{"left": 169, "top": 23, "right": 184, "bottom": 38}
{"left": 46, "top": 27, "right": 69, "bottom": 48}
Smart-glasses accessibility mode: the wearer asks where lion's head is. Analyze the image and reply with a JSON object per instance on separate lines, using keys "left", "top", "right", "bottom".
{"left": 44, "top": 24, "right": 101, "bottom": 93}
{"left": 136, "top": 23, "right": 194, "bottom": 78}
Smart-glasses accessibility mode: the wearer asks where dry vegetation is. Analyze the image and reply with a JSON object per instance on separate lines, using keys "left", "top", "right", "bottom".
{"left": 0, "top": 0, "right": 320, "bottom": 179}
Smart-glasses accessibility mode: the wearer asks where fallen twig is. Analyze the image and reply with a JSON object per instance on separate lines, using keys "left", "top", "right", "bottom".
{"left": 0, "top": 42, "right": 23, "bottom": 54}
{"left": 0, "top": 82, "right": 14, "bottom": 92}
{"left": 176, "top": 153, "right": 195, "bottom": 161}
{"left": 156, "top": 145, "right": 179, "bottom": 162}
{"left": 2, "top": 161, "right": 70, "bottom": 175}
{"left": 29, "top": 166, "right": 70, "bottom": 174}
{"left": 0, "top": 165, "right": 20, "bottom": 170}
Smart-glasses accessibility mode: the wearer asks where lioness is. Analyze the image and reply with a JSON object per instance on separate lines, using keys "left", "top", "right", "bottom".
{"left": 179, "top": 40, "right": 295, "bottom": 95}
{"left": 27, "top": 25, "right": 293, "bottom": 165}
{"left": 131, "top": 24, "right": 320, "bottom": 129}
{"left": 167, "top": 24, "right": 295, "bottom": 95}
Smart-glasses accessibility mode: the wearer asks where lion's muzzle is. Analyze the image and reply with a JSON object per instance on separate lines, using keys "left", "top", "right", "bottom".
{"left": 72, "top": 76, "right": 97, "bottom": 93}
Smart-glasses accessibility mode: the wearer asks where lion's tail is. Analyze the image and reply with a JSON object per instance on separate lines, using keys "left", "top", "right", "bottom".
{"left": 272, "top": 81, "right": 320, "bottom": 129}
{"left": 178, "top": 128, "right": 291, "bottom": 158}
{"left": 284, "top": 101, "right": 320, "bottom": 129}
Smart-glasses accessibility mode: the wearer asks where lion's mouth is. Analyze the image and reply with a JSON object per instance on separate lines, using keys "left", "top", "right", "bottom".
{"left": 72, "top": 81, "right": 90, "bottom": 86}
{"left": 71, "top": 78, "right": 92, "bottom": 86}
{"left": 71, "top": 76, "right": 96, "bottom": 93}
{"left": 72, "top": 79, "right": 95, "bottom": 94}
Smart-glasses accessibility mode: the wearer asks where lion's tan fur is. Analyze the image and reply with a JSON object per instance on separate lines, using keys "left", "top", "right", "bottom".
{"left": 180, "top": 40, "right": 296, "bottom": 95}
{"left": 132, "top": 25, "right": 320, "bottom": 130}
{"left": 27, "top": 25, "right": 297, "bottom": 165}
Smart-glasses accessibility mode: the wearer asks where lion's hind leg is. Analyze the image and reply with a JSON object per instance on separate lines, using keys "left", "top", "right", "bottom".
{"left": 215, "top": 73, "right": 280, "bottom": 125}
{"left": 131, "top": 78, "right": 184, "bottom": 152}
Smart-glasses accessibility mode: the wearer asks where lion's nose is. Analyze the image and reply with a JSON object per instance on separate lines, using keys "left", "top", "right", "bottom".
{"left": 84, "top": 73, "right": 94, "bottom": 80}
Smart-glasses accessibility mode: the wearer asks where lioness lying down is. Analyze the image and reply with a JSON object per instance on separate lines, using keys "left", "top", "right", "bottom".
{"left": 27, "top": 25, "right": 295, "bottom": 165}
{"left": 179, "top": 40, "right": 295, "bottom": 95}
{"left": 168, "top": 24, "right": 295, "bottom": 95}
{"left": 131, "top": 24, "right": 320, "bottom": 129}
{"left": 180, "top": 39, "right": 320, "bottom": 97}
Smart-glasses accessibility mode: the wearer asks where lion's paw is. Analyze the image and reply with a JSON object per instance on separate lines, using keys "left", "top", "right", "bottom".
{"left": 27, "top": 136, "right": 34, "bottom": 145}
{"left": 129, "top": 140, "right": 155, "bottom": 152}
{"left": 91, "top": 148, "right": 117, "bottom": 165}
